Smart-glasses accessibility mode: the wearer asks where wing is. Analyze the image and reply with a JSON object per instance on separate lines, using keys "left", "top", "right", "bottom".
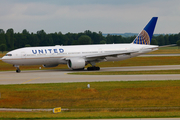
{"left": 65, "top": 50, "right": 138, "bottom": 61}
{"left": 84, "top": 50, "right": 139, "bottom": 61}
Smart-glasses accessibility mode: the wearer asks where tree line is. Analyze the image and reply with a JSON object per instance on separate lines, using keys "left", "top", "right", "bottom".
{"left": 0, "top": 28, "right": 180, "bottom": 52}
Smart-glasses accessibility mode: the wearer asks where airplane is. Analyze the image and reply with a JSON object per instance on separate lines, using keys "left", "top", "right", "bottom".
{"left": 2, "top": 17, "right": 158, "bottom": 73}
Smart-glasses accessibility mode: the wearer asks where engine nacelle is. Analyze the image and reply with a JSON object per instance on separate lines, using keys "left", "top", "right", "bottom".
{"left": 67, "top": 58, "right": 85, "bottom": 70}
{"left": 43, "top": 64, "right": 58, "bottom": 68}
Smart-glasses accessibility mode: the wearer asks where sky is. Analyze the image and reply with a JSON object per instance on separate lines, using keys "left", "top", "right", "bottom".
{"left": 0, "top": 0, "right": 180, "bottom": 34}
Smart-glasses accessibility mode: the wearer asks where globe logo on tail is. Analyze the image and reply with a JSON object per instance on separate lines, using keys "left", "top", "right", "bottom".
{"left": 133, "top": 30, "right": 150, "bottom": 45}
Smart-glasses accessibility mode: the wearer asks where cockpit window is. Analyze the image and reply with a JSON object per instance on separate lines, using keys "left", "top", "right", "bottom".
{"left": 5, "top": 54, "right": 12, "bottom": 56}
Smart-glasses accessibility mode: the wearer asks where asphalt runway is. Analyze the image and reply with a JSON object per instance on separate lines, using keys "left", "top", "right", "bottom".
{"left": 0, "top": 65, "right": 180, "bottom": 85}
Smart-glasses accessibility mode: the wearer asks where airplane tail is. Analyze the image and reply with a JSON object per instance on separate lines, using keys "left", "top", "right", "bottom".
{"left": 132, "top": 17, "right": 158, "bottom": 45}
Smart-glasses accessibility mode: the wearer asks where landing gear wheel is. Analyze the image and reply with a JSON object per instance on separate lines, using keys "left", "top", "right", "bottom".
{"left": 96, "top": 67, "right": 100, "bottom": 70}
{"left": 16, "top": 68, "right": 21, "bottom": 73}
{"left": 87, "top": 66, "right": 100, "bottom": 71}
{"left": 13, "top": 65, "right": 21, "bottom": 73}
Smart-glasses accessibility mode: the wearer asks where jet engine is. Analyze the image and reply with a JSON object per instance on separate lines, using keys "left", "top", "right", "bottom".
{"left": 67, "top": 58, "right": 85, "bottom": 70}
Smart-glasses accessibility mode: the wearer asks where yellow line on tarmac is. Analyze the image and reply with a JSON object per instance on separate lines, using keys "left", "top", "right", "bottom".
{"left": 21, "top": 77, "right": 40, "bottom": 84}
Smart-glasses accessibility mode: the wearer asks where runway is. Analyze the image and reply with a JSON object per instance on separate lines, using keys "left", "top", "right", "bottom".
{"left": 0, "top": 65, "right": 180, "bottom": 85}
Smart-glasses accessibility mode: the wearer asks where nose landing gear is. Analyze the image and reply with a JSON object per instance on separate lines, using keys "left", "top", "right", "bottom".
{"left": 13, "top": 65, "right": 21, "bottom": 73}
{"left": 16, "top": 68, "right": 21, "bottom": 73}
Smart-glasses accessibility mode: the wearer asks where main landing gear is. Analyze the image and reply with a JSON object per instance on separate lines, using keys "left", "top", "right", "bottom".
{"left": 14, "top": 65, "right": 21, "bottom": 73}
{"left": 87, "top": 66, "right": 100, "bottom": 71}
{"left": 87, "top": 62, "right": 100, "bottom": 71}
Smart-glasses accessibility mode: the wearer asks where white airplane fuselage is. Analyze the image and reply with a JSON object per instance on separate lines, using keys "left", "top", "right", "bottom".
{"left": 2, "top": 44, "right": 158, "bottom": 66}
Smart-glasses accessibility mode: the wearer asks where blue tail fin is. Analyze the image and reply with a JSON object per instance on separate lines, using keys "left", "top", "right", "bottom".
{"left": 132, "top": 17, "right": 158, "bottom": 45}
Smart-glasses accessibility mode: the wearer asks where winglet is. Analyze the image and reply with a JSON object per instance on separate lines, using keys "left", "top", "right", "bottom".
{"left": 132, "top": 17, "right": 158, "bottom": 45}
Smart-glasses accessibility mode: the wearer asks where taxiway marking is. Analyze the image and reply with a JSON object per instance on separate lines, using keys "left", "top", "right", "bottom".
{"left": 21, "top": 77, "right": 40, "bottom": 84}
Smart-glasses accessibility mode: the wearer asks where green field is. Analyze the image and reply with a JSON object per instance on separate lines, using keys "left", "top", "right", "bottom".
{"left": 1, "top": 111, "right": 180, "bottom": 119}
{"left": 148, "top": 46, "right": 180, "bottom": 54}
{"left": 69, "top": 69, "right": 180, "bottom": 75}
{"left": 0, "top": 81, "right": 180, "bottom": 118}
{"left": 0, "top": 52, "right": 6, "bottom": 58}
{"left": 0, "top": 81, "right": 180, "bottom": 109}
{"left": 95, "top": 56, "right": 180, "bottom": 68}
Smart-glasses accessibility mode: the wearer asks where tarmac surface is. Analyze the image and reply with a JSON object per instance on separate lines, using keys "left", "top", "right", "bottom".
{"left": 0, "top": 65, "right": 180, "bottom": 85}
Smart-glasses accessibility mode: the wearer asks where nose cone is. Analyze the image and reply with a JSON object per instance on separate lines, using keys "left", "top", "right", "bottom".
{"left": 1, "top": 55, "right": 13, "bottom": 64}
{"left": 1, "top": 51, "right": 16, "bottom": 65}
{"left": 1, "top": 56, "right": 6, "bottom": 62}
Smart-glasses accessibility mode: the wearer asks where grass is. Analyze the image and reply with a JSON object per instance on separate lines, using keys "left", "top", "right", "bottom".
{"left": 0, "top": 51, "right": 7, "bottom": 58}
{"left": 0, "top": 81, "right": 180, "bottom": 109}
{"left": 159, "top": 46, "right": 179, "bottom": 50}
{"left": 1, "top": 81, "right": 180, "bottom": 118}
{"left": 148, "top": 46, "right": 180, "bottom": 54}
{"left": 95, "top": 56, "right": 180, "bottom": 68}
{"left": 1, "top": 111, "right": 180, "bottom": 119}
{"left": 69, "top": 69, "right": 180, "bottom": 75}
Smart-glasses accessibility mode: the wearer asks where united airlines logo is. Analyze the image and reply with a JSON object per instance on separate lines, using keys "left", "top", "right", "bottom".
{"left": 133, "top": 30, "right": 150, "bottom": 45}
{"left": 32, "top": 49, "right": 64, "bottom": 54}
